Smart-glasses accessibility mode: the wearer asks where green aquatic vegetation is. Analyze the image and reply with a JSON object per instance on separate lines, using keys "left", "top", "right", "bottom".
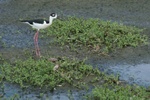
{"left": 0, "top": 33, "right": 6, "bottom": 48}
{"left": 0, "top": 53, "right": 5, "bottom": 65}
{"left": 1, "top": 58, "right": 58, "bottom": 88}
{"left": 44, "top": 17, "right": 148, "bottom": 53}
{"left": 0, "top": 54, "right": 149, "bottom": 100}
{"left": 0, "top": 57, "right": 101, "bottom": 89}
{"left": 0, "top": 36, "right": 6, "bottom": 48}
{"left": 0, "top": 57, "right": 150, "bottom": 99}
{"left": 86, "top": 85, "right": 149, "bottom": 100}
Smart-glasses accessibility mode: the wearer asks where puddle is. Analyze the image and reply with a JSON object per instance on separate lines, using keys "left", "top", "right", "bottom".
{"left": 109, "top": 63, "right": 150, "bottom": 87}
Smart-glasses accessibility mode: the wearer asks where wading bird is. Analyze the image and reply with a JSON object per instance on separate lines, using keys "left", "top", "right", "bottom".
{"left": 21, "top": 13, "right": 57, "bottom": 57}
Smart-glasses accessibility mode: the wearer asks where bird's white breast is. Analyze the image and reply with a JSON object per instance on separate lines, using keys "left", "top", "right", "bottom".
{"left": 32, "top": 22, "right": 50, "bottom": 30}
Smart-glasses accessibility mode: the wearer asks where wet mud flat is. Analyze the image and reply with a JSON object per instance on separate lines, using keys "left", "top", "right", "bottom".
{"left": 0, "top": 0, "right": 150, "bottom": 99}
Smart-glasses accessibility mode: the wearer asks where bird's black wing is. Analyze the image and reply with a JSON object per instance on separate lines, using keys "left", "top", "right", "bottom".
{"left": 20, "top": 19, "right": 49, "bottom": 25}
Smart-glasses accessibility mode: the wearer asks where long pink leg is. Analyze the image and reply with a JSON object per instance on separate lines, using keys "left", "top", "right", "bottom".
{"left": 34, "top": 30, "right": 41, "bottom": 57}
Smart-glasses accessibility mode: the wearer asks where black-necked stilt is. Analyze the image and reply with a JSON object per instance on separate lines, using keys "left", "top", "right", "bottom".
{"left": 21, "top": 13, "right": 57, "bottom": 57}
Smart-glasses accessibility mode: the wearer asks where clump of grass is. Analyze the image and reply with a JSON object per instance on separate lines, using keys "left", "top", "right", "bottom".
{"left": 45, "top": 17, "right": 148, "bottom": 53}
{"left": 86, "top": 85, "right": 149, "bottom": 100}
{"left": 0, "top": 36, "right": 5, "bottom": 48}
{"left": 1, "top": 58, "right": 56, "bottom": 88}
{"left": 0, "top": 57, "right": 101, "bottom": 89}
{"left": 0, "top": 57, "right": 150, "bottom": 99}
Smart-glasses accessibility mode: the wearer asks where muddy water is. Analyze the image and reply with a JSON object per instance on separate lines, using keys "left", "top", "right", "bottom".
{"left": 88, "top": 45, "right": 150, "bottom": 87}
{"left": 0, "top": 0, "right": 150, "bottom": 99}
{"left": 111, "top": 64, "right": 150, "bottom": 87}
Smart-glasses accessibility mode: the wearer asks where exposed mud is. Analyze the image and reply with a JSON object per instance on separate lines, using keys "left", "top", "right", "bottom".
{"left": 0, "top": 0, "right": 150, "bottom": 99}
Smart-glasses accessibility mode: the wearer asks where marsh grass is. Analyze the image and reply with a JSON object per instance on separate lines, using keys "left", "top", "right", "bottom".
{"left": 0, "top": 57, "right": 149, "bottom": 99}
{"left": 0, "top": 36, "right": 5, "bottom": 48}
{"left": 86, "top": 85, "right": 149, "bottom": 100}
{"left": 0, "top": 57, "right": 101, "bottom": 89}
{"left": 0, "top": 17, "right": 149, "bottom": 99}
{"left": 43, "top": 17, "right": 148, "bottom": 53}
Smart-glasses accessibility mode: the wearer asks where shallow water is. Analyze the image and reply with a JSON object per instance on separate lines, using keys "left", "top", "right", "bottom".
{"left": 110, "top": 63, "right": 150, "bottom": 87}
{"left": 2, "top": 82, "right": 89, "bottom": 100}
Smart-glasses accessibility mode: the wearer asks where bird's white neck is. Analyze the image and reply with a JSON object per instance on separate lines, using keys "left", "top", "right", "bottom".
{"left": 49, "top": 16, "right": 54, "bottom": 25}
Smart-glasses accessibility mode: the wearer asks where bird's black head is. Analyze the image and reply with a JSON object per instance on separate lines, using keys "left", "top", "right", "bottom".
{"left": 50, "top": 13, "right": 57, "bottom": 17}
